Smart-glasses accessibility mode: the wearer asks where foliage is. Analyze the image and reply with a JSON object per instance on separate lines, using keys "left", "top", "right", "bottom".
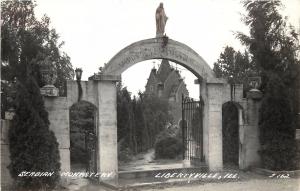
{"left": 259, "top": 74, "right": 297, "bottom": 170}
{"left": 1, "top": 0, "right": 74, "bottom": 117}
{"left": 222, "top": 102, "right": 239, "bottom": 165}
{"left": 70, "top": 101, "right": 96, "bottom": 133}
{"left": 155, "top": 137, "right": 183, "bottom": 159}
{"left": 117, "top": 84, "right": 173, "bottom": 159}
{"left": 155, "top": 124, "right": 179, "bottom": 144}
{"left": 238, "top": 0, "right": 300, "bottom": 170}
{"left": 191, "top": 106, "right": 203, "bottom": 141}
{"left": 132, "top": 95, "right": 147, "bottom": 152}
{"left": 117, "top": 85, "right": 136, "bottom": 153}
{"left": 8, "top": 75, "right": 60, "bottom": 190}
{"left": 118, "top": 147, "right": 134, "bottom": 163}
{"left": 69, "top": 101, "right": 96, "bottom": 164}
{"left": 213, "top": 46, "right": 257, "bottom": 94}
{"left": 237, "top": 0, "right": 299, "bottom": 89}
{"left": 142, "top": 94, "right": 173, "bottom": 149}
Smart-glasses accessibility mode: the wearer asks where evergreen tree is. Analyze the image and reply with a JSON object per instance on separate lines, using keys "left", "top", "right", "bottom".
{"left": 237, "top": 0, "right": 299, "bottom": 89}
{"left": 132, "top": 95, "right": 146, "bottom": 152}
{"left": 117, "top": 86, "right": 132, "bottom": 144}
{"left": 238, "top": 0, "right": 300, "bottom": 170}
{"left": 142, "top": 94, "right": 173, "bottom": 148}
{"left": 259, "top": 74, "right": 298, "bottom": 170}
{"left": 116, "top": 84, "right": 173, "bottom": 157}
{"left": 8, "top": 75, "right": 60, "bottom": 190}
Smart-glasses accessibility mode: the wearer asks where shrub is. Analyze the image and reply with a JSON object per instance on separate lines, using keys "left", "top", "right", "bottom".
{"left": 8, "top": 77, "right": 60, "bottom": 190}
{"left": 155, "top": 137, "right": 183, "bottom": 159}
{"left": 118, "top": 147, "right": 133, "bottom": 163}
{"left": 155, "top": 125, "right": 178, "bottom": 144}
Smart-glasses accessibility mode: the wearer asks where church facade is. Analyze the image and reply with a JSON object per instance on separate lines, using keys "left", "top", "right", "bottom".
{"left": 144, "top": 59, "right": 189, "bottom": 125}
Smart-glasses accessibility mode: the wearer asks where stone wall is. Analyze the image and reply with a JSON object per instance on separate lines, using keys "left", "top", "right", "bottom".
{"left": 1, "top": 120, "right": 13, "bottom": 187}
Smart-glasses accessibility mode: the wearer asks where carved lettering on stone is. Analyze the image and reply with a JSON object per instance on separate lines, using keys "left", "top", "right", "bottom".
{"left": 118, "top": 46, "right": 194, "bottom": 70}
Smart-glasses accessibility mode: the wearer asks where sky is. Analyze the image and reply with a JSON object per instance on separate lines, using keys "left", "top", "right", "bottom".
{"left": 34, "top": 0, "right": 300, "bottom": 99}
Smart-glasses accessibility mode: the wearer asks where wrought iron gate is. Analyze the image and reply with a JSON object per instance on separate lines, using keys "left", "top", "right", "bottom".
{"left": 182, "top": 95, "right": 204, "bottom": 164}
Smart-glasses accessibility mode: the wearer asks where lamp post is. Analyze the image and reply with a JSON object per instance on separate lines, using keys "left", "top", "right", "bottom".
{"left": 75, "top": 68, "right": 83, "bottom": 81}
{"left": 75, "top": 68, "right": 83, "bottom": 102}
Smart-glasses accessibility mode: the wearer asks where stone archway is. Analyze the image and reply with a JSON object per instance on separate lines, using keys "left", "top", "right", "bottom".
{"left": 91, "top": 37, "right": 231, "bottom": 180}
{"left": 101, "top": 38, "right": 218, "bottom": 83}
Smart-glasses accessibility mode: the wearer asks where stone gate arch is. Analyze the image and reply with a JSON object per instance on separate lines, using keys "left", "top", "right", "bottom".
{"left": 101, "top": 38, "right": 218, "bottom": 83}
{"left": 90, "top": 37, "right": 234, "bottom": 179}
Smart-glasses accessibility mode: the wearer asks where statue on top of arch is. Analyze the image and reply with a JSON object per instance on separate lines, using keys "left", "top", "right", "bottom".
{"left": 155, "top": 2, "right": 168, "bottom": 37}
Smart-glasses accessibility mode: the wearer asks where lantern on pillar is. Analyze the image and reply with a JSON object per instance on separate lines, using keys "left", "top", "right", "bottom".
{"left": 75, "top": 68, "right": 83, "bottom": 81}
{"left": 75, "top": 68, "right": 83, "bottom": 102}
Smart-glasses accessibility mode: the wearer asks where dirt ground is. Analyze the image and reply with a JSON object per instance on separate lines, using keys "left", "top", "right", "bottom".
{"left": 67, "top": 176, "right": 300, "bottom": 191}
{"left": 146, "top": 178, "right": 300, "bottom": 191}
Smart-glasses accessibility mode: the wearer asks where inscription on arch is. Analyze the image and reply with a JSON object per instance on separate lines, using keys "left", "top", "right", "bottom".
{"left": 103, "top": 38, "right": 217, "bottom": 81}
{"left": 120, "top": 46, "right": 195, "bottom": 69}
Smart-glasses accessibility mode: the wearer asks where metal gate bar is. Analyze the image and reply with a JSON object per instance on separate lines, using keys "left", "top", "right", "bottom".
{"left": 182, "top": 95, "right": 204, "bottom": 163}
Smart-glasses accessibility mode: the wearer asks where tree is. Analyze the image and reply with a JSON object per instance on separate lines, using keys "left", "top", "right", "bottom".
{"left": 237, "top": 0, "right": 300, "bottom": 170}
{"left": 116, "top": 84, "right": 173, "bottom": 157}
{"left": 141, "top": 94, "right": 173, "bottom": 149}
{"left": 258, "top": 74, "right": 298, "bottom": 170}
{"left": 69, "top": 101, "right": 96, "bottom": 164}
{"left": 213, "top": 46, "right": 257, "bottom": 95}
{"left": 1, "top": 0, "right": 74, "bottom": 117}
{"left": 237, "top": 0, "right": 299, "bottom": 89}
{"left": 132, "top": 95, "right": 147, "bottom": 153}
{"left": 70, "top": 101, "right": 96, "bottom": 134}
{"left": 8, "top": 74, "right": 60, "bottom": 190}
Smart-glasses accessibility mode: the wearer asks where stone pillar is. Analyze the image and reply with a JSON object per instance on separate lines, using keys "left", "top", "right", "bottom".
{"left": 44, "top": 97, "right": 70, "bottom": 186}
{"left": 203, "top": 82, "right": 223, "bottom": 171}
{"left": 243, "top": 89, "right": 262, "bottom": 168}
{"left": 44, "top": 98, "right": 70, "bottom": 171}
{"left": 94, "top": 74, "right": 120, "bottom": 182}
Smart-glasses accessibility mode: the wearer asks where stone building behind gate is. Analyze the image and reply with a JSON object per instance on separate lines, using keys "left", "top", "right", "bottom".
{"left": 145, "top": 59, "right": 189, "bottom": 125}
